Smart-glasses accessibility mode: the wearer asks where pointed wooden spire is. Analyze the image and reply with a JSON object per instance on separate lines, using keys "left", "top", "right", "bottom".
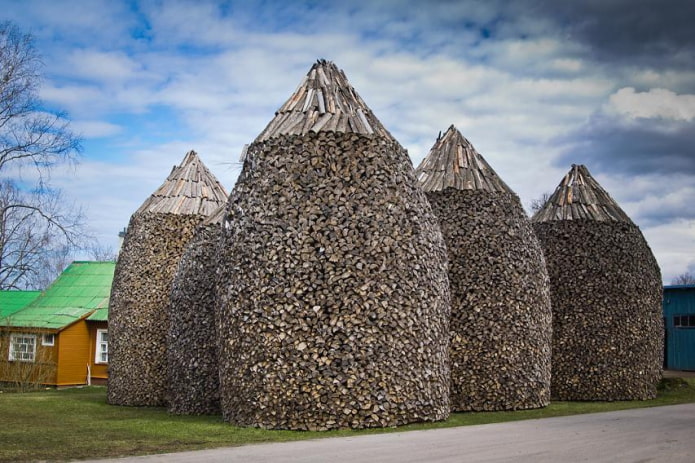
{"left": 255, "top": 59, "right": 396, "bottom": 143}
{"left": 415, "top": 125, "right": 512, "bottom": 193}
{"left": 532, "top": 164, "right": 632, "bottom": 223}
{"left": 135, "top": 150, "right": 228, "bottom": 216}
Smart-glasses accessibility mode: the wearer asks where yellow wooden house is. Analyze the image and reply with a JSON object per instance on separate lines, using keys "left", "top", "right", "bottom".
{"left": 0, "top": 262, "right": 115, "bottom": 387}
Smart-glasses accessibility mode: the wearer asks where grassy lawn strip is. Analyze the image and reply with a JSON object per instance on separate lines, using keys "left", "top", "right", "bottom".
{"left": 1, "top": 378, "right": 693, "bottom": 462}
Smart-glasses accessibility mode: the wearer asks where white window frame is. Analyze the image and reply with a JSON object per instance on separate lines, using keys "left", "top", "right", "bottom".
{"left": 8, "top": 333, "right": 37, "bottom": 362}
{"left": 95, "top": 329, "right": 108, "bottom": 364}
{"left": 41, "top": 333, "right": 55, "bottom": 346}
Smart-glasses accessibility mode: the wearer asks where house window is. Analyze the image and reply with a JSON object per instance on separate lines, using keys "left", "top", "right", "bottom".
{"left": 8, "top": 334, "right": 36, "bottom": 362}
{"left": 95, "top": 329, "right": 108, "bottom": 363}
{"left": 42, "top": 334, "right": 55, "bottom": 346}
{"left": 674, "top": 315, "right": 695, "bottom": 328}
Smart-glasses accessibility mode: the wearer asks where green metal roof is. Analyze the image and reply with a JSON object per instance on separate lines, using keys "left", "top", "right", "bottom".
{"left": 86, "top": 307, "right": 108, "bottom": 322}
{"left": 0, "top": 291, "right": 41, "bottom": 318}
{"left": 0, "top": 261, "right": 115, "bottom": 330}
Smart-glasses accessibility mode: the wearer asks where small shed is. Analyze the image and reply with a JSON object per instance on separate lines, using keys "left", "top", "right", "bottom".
{"left": 663, "top": 285, "right": 695, "bottom": 371}
{"left": 0, "top": 261, "right": 115, "bottom": 387}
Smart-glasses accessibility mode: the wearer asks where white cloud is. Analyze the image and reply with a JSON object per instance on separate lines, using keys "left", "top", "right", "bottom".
{"left": 642, "top": 220, "right": 695, "bottom": 284}
{"left": 72, "top": 120, "right": 123, "bottom": 138}
{"left": 67, "top": 49, "right": 145, "bottom": 83}
{"left": 606, "top": 87, "right": 695, "bottom": 121}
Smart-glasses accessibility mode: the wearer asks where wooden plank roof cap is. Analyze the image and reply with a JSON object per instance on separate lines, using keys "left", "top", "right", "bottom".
{"left": 531, "top": 164, "right": 632, "bottom": 223}
{"left": 201, "top": 202, "right": 226, "bottom": 226}
{"left": 255, "top": 59, "right": 397, "bottom": 143}
{"left": 135, "top": 150, "right": 228, "bottom": 216}
{"left": 414, "top": 124, "right": 513, "bottom": 194}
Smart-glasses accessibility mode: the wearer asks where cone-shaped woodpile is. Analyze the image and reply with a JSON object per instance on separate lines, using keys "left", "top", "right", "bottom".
{"left": 531, "top": 164, "right": 663, "bottom": 400}
{"left": 415, "top": 125, "right": 552, "bottom": 411}
{"left": 216, "top": 60, "right": 451, "bottom": 430}
{"left": 167, "top": 204, "right": 226, "bottom": 415}
{"left": 108, "top": 151, "right": 228, "bottom": 407}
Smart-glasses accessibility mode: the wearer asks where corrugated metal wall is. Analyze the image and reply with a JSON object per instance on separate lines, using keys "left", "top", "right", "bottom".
{"left": 664, "top": 286, "right": 695, "bottom": 370}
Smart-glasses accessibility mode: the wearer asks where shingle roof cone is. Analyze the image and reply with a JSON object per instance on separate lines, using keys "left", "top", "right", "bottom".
{"left": 217, "top": 60, "right": 451, "bottom": 430}
{"left": 255, "top": 59, "right": 396, "bottom": 143}
{"left": 108, "top": 150, "right": 228, "bottom": 408}
{"left": 415, "top": 125, "right": 512, "bottom": 193}
{"left": 136, "top": 150, "right": 228, "bottom": 216}
{"left": 531, "top": 164, "right": 631, "bottom": 223}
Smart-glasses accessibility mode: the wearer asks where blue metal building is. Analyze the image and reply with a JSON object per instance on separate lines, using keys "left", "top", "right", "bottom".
{"left": 663, "top": 285, "right": 695, "bottom": 370}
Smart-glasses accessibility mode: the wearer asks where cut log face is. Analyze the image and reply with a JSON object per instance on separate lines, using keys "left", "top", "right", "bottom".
{"left": 217, "top": 129, "right": 451, "bottom": 431}
{"left": 108, "top": 151, "right": 228, "bottom": 407}
{"left": 167, "top": 206, "right": 225, "bottom": 415}
{"left": 416, "top": 126, "right": 551, "bottom": 411}
{"left": 532, "top": 164, "right": 663, "bottom": 401}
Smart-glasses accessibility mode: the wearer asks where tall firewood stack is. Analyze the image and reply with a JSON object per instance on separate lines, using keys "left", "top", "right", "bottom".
{"left": 415, "top": 125, "right": 552, "bottom": 411}
{"left": 532, "top": 164, "right": 663, "bottom": 400}
{"left": 108, "top": 151, "right": 228, "bottom": 407}
{"left": 167, "top": 204, "right": 226, "bottom": 414}
{"left": 216, "top": 59, "right": 451, "bottom": 430}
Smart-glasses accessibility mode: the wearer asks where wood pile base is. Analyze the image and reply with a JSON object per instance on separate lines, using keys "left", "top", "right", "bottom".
{"left": 427, "top": 189, "right": 552, "bottom": 411}
{"left": 167, "top": 223, "right": 223, "bottom": 414}
{"left": 108, "top": 212, "right": 202, "bottom": 407}
{"left": 533, "top": 220, "right": 663, "bottom": 401}
{"left": 216, "top": 131, "right": 451, "bottom": 430}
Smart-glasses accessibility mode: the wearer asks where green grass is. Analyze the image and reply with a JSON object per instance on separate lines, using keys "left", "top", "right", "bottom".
{"left": 1, "top": 378, "right": 694, "bottom": 462}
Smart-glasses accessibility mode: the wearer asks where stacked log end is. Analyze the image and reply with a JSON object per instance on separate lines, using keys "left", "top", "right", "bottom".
{"left": 415, "top": 125, "right": 552, "bottom": 411}
{"left": 531, "top": 164, "right": 663, "bottom": 401}
{"left": 216, "top": 60, "right": 451, "bottom": 430}
{"left": 167, "top": 205, "right": 226, "bottom": 415}
{"left": 108, "top": 150, "right": 228, "bottom": 407}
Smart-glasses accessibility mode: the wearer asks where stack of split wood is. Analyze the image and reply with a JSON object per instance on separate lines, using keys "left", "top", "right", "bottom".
{"left": 415, "top": 125, "right": 552, "bottom": 411}
{"left": 532, "top": 164, "right": 663, "bottom": 400}
{"left": 216, "top": 59, "right": 451, "bottom": 430}
{"left": 167, "top": 204, "right": 227, "bottom": 415}
{"left": 108, "top": 151, "right": 228, "bottom": 407}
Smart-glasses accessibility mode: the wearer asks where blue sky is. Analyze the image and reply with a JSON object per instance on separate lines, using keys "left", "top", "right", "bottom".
{"left": 5, "top": 0, "right": 695, "bottom": 283}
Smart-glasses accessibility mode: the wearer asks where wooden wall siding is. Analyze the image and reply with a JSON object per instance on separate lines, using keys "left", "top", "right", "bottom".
{"left": 135, "top": 150, "right": 228, "bottom": 216}
{"left": 109, "top": 150, "right": 227, "bottom": 407}
{"left": 217, "top": 60, "right": 450, "bottom": 431}
{"left": 415, "top": 125, "right": 513, "bottom": 193}
{"left": 56, "top": 321, "right": 91, "bottom": 386}
{"left": 167, "top": 207, "right": 224, "bottom": 415}
{"left": 663, "top": 287, "right": 695, "bottom": 370}
{"left": 531, "top": 164, "right": 631, "bottom": 223}
{"left": 254, "top": 60, "right": 397, "bottom": 144}
{"left": 532, "top": 165, "right": 663, "bottom": 401}
{"left": 0, "top": 330, "right": 58, "bottom": 385}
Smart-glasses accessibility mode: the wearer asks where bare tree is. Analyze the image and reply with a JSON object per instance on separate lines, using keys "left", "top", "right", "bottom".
{"left": 0, "top": 180, "right": 84, "bottom": 289}
{"left": 85, "top": 241, "right": 118, "bottom": 262}
{"left": 0, "top": 22, "right": 83, "bottom": 290}
{"left": 529, "top": 192, "right": 552, "bottom": 215}
{"left": 672, "top": 272, "right": 695, "bottom": 285}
